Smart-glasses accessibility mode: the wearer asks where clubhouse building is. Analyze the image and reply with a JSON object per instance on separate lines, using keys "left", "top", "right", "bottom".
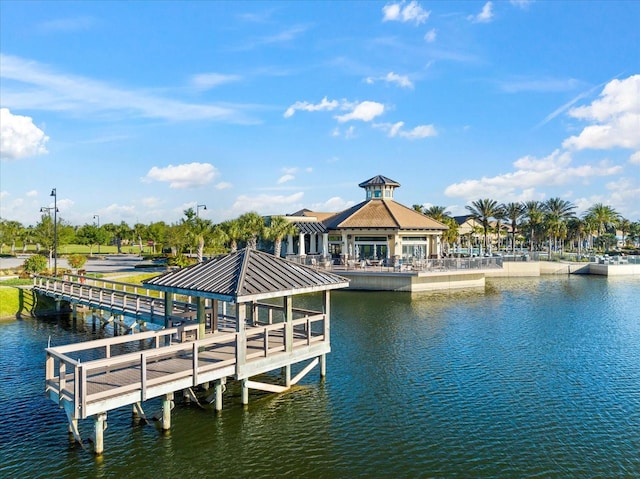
{"left": 281, "top": 175, "right": 448, "bottom": 265}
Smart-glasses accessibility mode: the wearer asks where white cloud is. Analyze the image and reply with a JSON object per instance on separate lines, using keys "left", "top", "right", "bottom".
{"left": 630, "top": 151, "right": 640, "bottom": 165}
{"left": 510, "top": 0, "right": 533, "bottom": 8}
{"left": 0, "top": 108, "right": 49, "bottom": 160}
{"left": 335, "top": 101, "right": 385, "bottom": 122}
{"left": 563, "top": 74, "right": 640, "bottom": 150}
{"left": 37, "top": 16, "right": 95, "bottom": 33}
{"left": 191, "top": 73, "right": 242, "bottom": 90}
{"left": 424, "top": 28, "right": 437, "bottom": 43}
{"left": 143, "top": 162, "right": 218, "bottom": 189}
{"left": 499, "top": 77, "right": 580, "bottom": 93}
{"left": 375, "top": 121, "right": 437, "bottom": 139}
{"left": 365, "top": 72, "right": 414, "bottom": 89}
{"left": 444, "top": 149, "right": 622, "bottom": 201}
{"left": 284, "top": 96, "right": 339, "bottom": 118}
{"left": 382, "top": 1, "right": 430, "bottom": 25}
{"left": 400, "top": 124, "right": 437, "bottom": 139}
{"left": 26, "top": 190, "right": 38, "bottom": 197}
{"left": 469, "top": 1, "right": 494, "bottom": 23}
{"left": 231, "top": 192, "right": 305, "bottom": 215}
{"left": 215, "top": 181, "right": 232, "bottom": 190}
{"left": 142, "top": 197, "right": 162, "bottom": 208}
{"left": 309, "top": 196, "right": 356, "bottom": 212}
{"left": 0, "top": 54, "right": 245, "bottom": 123}
{"left": 282, "top": 167, "right": 298, "bottom": 175}
{"left": 278, "top": 174, "right": 295, "bottom": 184}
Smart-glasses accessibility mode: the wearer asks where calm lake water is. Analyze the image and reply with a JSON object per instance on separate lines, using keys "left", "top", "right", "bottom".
{"left": 1, "top": 276, "right": 639, "bottom": 478}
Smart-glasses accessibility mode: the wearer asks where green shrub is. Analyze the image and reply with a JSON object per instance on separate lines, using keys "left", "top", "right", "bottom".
{"left": 67, "top": 253, "right": 88, "bottom": 269}
{"left": 22, "top": 255, "right": 48, "bottom": 274}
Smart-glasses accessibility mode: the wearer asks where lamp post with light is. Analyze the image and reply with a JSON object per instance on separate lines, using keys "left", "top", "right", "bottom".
{"left": 50, "top": 188, "right": 58, "bottom": 276}
{"left": 196, "top": 204, "right": 207, "bottom": 217}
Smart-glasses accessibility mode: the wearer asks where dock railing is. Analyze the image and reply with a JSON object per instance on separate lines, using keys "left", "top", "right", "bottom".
{"left": 45, "top": 311, "right": 327, "bottom": 419}
{"left": 291, "top": 256, "right": 503, "bottom": 273}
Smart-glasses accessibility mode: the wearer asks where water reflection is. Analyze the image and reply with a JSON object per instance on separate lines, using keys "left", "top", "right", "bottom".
{"left": 1, "top": 276, "right": 639, "bottom": 478}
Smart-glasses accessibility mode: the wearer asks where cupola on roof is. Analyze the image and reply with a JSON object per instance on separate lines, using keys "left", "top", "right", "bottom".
{"left": 358, "top": 175, "right": 400, "bottom": 200}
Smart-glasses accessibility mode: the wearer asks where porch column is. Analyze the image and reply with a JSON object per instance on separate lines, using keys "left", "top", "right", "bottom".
{"left": 298, "top": 232, "right": 306, "bottom": 256}
{"left": 287, "top": 234, "right": 294, "bottom": 255}
{"left": 196, "top": 296, "right": 206, "bottom": 339}
{"left": 284, "top": 295, "right": 293, "bottom": 353}
{"left": 236, "top": 303, "right": 247, "bottom": 372}
{"left": 322, "top": 233, "right": 329, "bottom": 258}
{"left": 164, "top": 292, "right": 174, "bottom": 328}
{"left": 342, "top": 233, "right": 348, "bottom": 261}
{"left": 310, "top": 233, "right": 317, "bottom": 254}
{"left": 211, "top": 299, "right": 219, "bottom": 332}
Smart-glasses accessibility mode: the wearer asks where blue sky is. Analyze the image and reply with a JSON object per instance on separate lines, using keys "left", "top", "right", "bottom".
{"left": 1, "top": 0, "right": 639, "bottom": 227}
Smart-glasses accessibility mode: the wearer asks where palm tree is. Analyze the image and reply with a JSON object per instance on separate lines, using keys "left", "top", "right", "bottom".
{"left": 619, "top": 218, "right": 631, "bottom": 247}
{"left": 584, "top": 203, "right": 620, "bottom": 251}
{"left": 423, "top": 205, "right": 451, "bottom": 222}
{"left": 265, "top": 216, "right": 298, "bottom": 257}
{"left": 502, "top": 202, "right": 524, "bottom": 253}
{"left": 465, "top": 198, "right": 500, "bottom": 252}
{"left": 412, "top": 204, "right": 424, "bottom": 213}
{"left": 567, "top": 217, "right": 587, "bottom": 256}
{"left": 543, "top": 198, "right": 576, "bottom": 254}
{"left": 219, "top": 219, "right": 243, "bottom": 252}
{"left": 492, "top": 205, "right": 507, "bottom": 252}
{"left": 523, "top": 201, "right": 544, "bottom": 252}
{"left": 238, "top": 212, "right": 265, "bottom": 249}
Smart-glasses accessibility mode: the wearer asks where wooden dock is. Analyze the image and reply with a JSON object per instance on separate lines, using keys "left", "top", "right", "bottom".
{"left": 38, "top": 249, "right": 349, "bottom": 454}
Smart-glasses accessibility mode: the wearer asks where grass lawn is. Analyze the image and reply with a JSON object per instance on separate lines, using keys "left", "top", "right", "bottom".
{"left": 0, "top": 285, "right": 35, "bottom": 320}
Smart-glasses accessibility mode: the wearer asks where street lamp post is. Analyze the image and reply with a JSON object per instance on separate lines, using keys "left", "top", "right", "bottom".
{"left": 40, "top": 206, "right": 56, "bottom": 271}
{"left": 50, "top": 188, "right": 58, "bottom": 276}
{"left": 93, "top": 215, "right": 100, "bottom": 253}
{"left": 197, "top": 204, "right": 207, "bottom": 217}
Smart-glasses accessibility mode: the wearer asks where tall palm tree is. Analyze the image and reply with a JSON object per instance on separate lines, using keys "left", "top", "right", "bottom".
{"left": 567, "top": 217, "right": 587, "bottom": 256}
{"left": 423, "top": 205, "right": 451, "bottom": 222}
{"left": 238, "top": 212, "right": 265, "bottom": 250}
{"left": 502, "top": 202, "right": 524, "bottom": 253}
{"left": 220, "top": 219, "right": 243, "bottom": 252}
{"left": 265, "top": 216, "right": 298, "bottom": 257}
{"left": 543, "top": 198, "right": 576, "bottom": 254}
{"left": 523, "top": 201, "right": 544, "bottom": 251}
{"left": 412, "top": 204, "right": 424, "bottom": 213}
{"left": 584, "top": 204, "right": 620, "bottom": 251}
{"left": 492, "top": 205, "right": 507, "bottom": 251}
{"left": 618, "top": 218, "right": 631, "bottom": 247}
{"left": 465, "top": 198, "right": 500, "bottom": 252}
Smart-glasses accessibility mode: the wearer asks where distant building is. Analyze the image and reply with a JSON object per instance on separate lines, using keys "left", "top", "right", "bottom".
{"left": 281, "top": 175, "right": 448, "bottom": 263}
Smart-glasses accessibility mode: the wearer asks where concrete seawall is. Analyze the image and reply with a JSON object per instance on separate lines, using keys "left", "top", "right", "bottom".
{"left": 485, "top": 261, "right": 638, "bottom": 277}
{"left": 340, "top": 261, "right": 638, "bottom": 292}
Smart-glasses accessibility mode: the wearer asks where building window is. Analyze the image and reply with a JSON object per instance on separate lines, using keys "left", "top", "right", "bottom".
{"left": 374, "top": 190, "right": 382, "bottom": 198}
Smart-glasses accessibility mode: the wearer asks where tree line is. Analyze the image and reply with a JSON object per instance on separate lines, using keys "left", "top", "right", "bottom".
{"left": 0, "top": 209, "right": 298, "bottom": 263}
{"left": 413, "top": 199, "right": 638, "bottom": 254}
{"left": 1, "top": 199, "right": 638, "bottom": 262}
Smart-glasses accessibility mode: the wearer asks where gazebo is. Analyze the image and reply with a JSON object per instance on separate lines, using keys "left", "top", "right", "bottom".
{"left": 144, "top": 248, "right": 349, "bottom": 406}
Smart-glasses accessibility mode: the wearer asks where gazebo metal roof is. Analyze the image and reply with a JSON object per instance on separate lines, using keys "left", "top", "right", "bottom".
{"left": 144, "top": 248, "right": 349, "bottom": 303}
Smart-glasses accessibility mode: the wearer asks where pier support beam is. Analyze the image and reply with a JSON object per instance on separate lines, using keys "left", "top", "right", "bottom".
{"left": 214, "top": 379, "right": 224, "bottom": 411}
{"left": 93, "top": 412, "right": 107, "bottom": 455}
{"left": 320, "top": 354, "right": 326, "bottom": 377}
{"left": 241, "top": 379, "right": 249, "bottom": 405}
{"left": 161, "top": 393, "right": 174, "bottom": 431}
{"left": 284, "top": 364, "right": 291, "bottom": 387}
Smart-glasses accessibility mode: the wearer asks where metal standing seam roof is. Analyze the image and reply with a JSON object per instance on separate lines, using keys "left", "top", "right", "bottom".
{"left": 143, "top": 248, "right": 349, "bottom": 303}
{"left": 358, "top": 175, "right": 401, "bottom": 188}
{"left": 293, "top": 221, "right": 327, "bottom": 234}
